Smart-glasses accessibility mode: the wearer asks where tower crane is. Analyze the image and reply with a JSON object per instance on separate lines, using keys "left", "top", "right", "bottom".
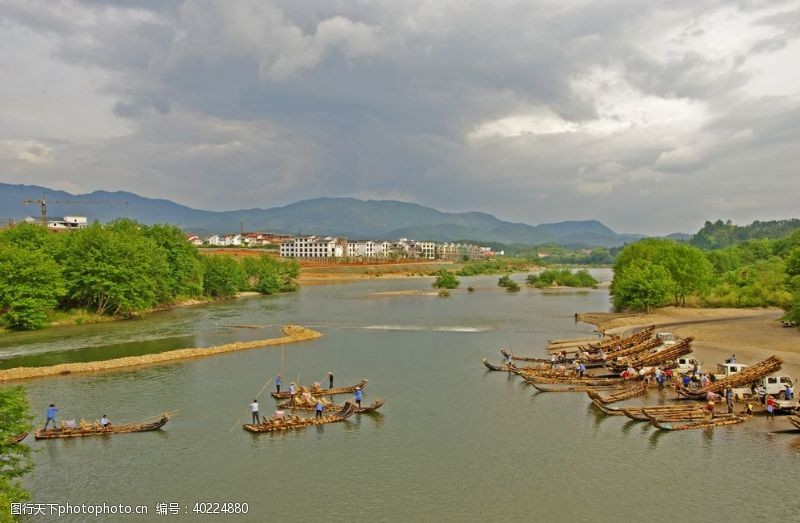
{"left": 23, "top": 193, "right": 129, "bottom": 227}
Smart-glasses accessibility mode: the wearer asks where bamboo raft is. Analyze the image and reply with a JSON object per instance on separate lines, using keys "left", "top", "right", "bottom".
{"left": 8, "top": 432, "right": 28, "bottom": 444}
{"left": 586, "top": 382, "right": 648, "bottom": 404}
{"left": 519, "top": 373, "right": 623, "bottom": 387}
{"left": 621, "top": 404, "right": 704, "bottom": 421}
{"left": 243, "top": 402, "right": 356, "bottom": 433}
{"left": 547, "top": 336, "right": 615, "bottom": 352}
{"left": 583, "top": 337, "right": 663, "bottom": 364}
{"left": 648, "top": 413, "right": 746, "bottom": 431}
{"left": 530, "top": 382, "right": 622, "bottom": 393}
{"left": 271, "top": 379, "right": 368, "bottom": 400}
{"left": 277, "top": 398, "right": 385, "bottom": 414}
{"left": 591, "top": 400, "right": 627, "bottom": 415}
{"left": 500, "top": 349, "right": 581, "bottom": 365}
{"left": 675, "top": 356, "right": 783, "bottom": 400}
{"left": 606, "top": 337, "right": 693, "bottom": 372}
{"left": 34, "top": 414, "right": 169, "bottom": 439}
{"left": 482, "top": 358, "right": 516, "bottom": 372}
{"left": 483, "top": 359, "right": 556, "bottom": 373}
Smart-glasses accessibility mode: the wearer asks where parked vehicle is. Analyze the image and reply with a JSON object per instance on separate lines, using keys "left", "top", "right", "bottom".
{"left": 675, "top": 357, "right": 702, "bottom": 375}
{"left": 656, "top": 332, "right": 677, "bottom": 346}
{"left": 714, "top": 362, "right": 748, "bottom": 381}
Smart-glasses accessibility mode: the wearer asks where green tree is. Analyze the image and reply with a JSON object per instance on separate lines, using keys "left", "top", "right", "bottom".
{"left": 201, "top": 255, "right": 246, "bottom": 298}
{"left": 611, "top": 260, "right": 673, "bottom": 312}
{"left": 661, "top": 244, "right": 714, "bottom": 306}
{"left": 0, "top": 244, "right": 66, "bottom": 329}
{"left": 0, "top": 387, "right": 33, "bottom": 521}
{"left": 144, "top": 224, "right": 203, "bottom": 300}
{"left": 432, "top": 270, "right": 460, "bottom": 289}
{"left": 242, "top": 255, "right": 299, "bottom": 294}
{"left": 58, "top": 221, "right": 169, "bottom": 315}
{"left": 498, "top": 275, "right": 521, "bottom": 291}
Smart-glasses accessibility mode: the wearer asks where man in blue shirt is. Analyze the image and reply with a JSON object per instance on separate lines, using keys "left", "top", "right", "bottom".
{"left": 315, "top": 400, "right": 324, "bottom": 419}
{"left": 354, "top": 387, "right": 363, "bottom": 407}
{"left": 276, "top": 375, "right": 282, "bottom": 394}
{"left": 44, "top": 404, "right": 58, "bottom": 430}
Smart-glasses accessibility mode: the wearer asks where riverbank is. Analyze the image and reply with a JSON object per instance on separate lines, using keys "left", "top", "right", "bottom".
{"left": 0, "top": 325, "right": 321, "bottom": 382}
{"left": 578, "top": 306, "right": 800, "bottom": 375}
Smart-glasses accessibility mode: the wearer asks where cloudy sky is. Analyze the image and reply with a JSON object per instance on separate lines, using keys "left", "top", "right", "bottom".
{"left": 1, "top": 0, "right": 799, "bottom": 235}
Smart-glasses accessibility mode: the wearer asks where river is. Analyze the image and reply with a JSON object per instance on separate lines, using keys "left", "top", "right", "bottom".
{"left": 3, "top": 271, "right": 799, "bottom": 521}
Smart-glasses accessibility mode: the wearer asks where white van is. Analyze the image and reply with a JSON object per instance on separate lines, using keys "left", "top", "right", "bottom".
{"left": 675, "top": 357, "right": 702, "bottom": 375}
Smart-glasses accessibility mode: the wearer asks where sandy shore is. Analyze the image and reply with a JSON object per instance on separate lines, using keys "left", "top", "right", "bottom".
{"left": 0, "top": 325, "right": 322, "bottom": 382}
{"left": 578, "top": 307, "right": 800, "bottom": 376}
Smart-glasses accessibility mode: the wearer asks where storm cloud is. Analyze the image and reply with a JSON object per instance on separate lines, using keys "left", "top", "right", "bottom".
{"left": 1, "top": 0, "right": 799, "bottom": 234}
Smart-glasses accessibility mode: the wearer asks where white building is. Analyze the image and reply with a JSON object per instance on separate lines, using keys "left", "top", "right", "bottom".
{"left": 280, "top": 236, "right": 347, "bottom": 259}
{"left": 48, "top": 216, "right": 88, "bottom": 230}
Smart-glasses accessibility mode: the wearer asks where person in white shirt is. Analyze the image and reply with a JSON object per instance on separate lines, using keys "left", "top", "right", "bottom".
{"left": 250, "top": 400, "right": 260, "bottom": 424}
{"left": 100, "top": 415, "right": 111, "bottom": 428}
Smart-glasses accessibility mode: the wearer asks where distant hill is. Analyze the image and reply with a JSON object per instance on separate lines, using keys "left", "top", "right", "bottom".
{"left": 0, "top": 183, "right": 644, "bottom": 247}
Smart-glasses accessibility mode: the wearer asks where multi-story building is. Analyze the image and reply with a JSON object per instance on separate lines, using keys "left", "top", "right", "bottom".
{"left": 280, "top": 236, "right": 347, "bottom": 259}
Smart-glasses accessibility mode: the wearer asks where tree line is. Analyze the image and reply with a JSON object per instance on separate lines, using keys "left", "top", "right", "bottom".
{"left": 0, "top": 222, "right": 300, "bottom": 330}
{"left": 0, "top": 387, "right": 32, "bottom": 521}
{"left": 611, "top": 233, "right": 800, "bottom": 323}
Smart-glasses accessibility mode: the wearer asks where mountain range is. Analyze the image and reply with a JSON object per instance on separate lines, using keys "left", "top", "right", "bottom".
{"left": 0, "top": 183, "right": 652, "bottom": 247}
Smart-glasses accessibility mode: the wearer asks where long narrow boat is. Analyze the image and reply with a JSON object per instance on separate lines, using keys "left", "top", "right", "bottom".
{"left": 587, "top": 383, "right": 648, "bottom": 404}
{"left": 591, "top": 399, "right": 627, "bottom": 415}
{"left": 500, "top": 349, "right": 551, "bottom": 363}
{"left": 271, "top": 379, "right": 368, "bottom": 400}
{"left": 34, "top": 414, "right": 169, "bottom": 439}
{"left": 482, "top": 358, "right": 517, "bottom": 372}
{"left": 8, "top": 432, "right": 28, "bottom": 444}
{"left": 499, "top": 349, "right": 600, "bottom": 367}
{"left": 243, "top": 402, "right": 356, "bottom": 433}
{"left": 621, "top": 405, "right": 703, "bottom": 421}
{"left": 648, "top": 414, "right": 746, "bottom": 431}
{"left": 519, "top": 373, "right": 623, "bottom": 387}
{"left": 277, "top": 398, "right": 385, "bottom": 414}
{"left": 530, "top": 382, "right": 622, "bottom": 393}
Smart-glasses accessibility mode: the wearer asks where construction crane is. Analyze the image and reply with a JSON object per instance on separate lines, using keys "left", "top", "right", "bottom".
{"left": 23, "top": 193, "right": 129, "bottom": 227}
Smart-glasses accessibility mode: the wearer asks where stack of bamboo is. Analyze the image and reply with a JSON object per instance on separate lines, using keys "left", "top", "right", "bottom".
{"left": 675, "top": 355, "right": 783, "bottom": 399}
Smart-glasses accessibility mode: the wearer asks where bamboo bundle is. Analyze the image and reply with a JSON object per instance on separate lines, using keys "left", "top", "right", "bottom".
{"left": 582, "top": 326, "right": 655, "bottom": 352}
{"left": 0, "top": 325, "right": 322, "bottom": 382}
{"left": 608, "top": 337, "right": 693, "bottom": 371}
{"left": 584, "top": 337, "right": 663, "bottom": 363}
{"left": 675, "top": 355, "right": 783, "bottom": 399}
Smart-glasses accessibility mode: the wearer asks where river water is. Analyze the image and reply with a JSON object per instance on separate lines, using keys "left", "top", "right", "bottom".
{"left": 4, "top": 271, "right": 799, "bottom": 522}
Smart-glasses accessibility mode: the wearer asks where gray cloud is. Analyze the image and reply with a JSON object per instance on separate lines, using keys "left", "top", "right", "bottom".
{"left": 1, "top": 0, "right": 799, "bottom": 235}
